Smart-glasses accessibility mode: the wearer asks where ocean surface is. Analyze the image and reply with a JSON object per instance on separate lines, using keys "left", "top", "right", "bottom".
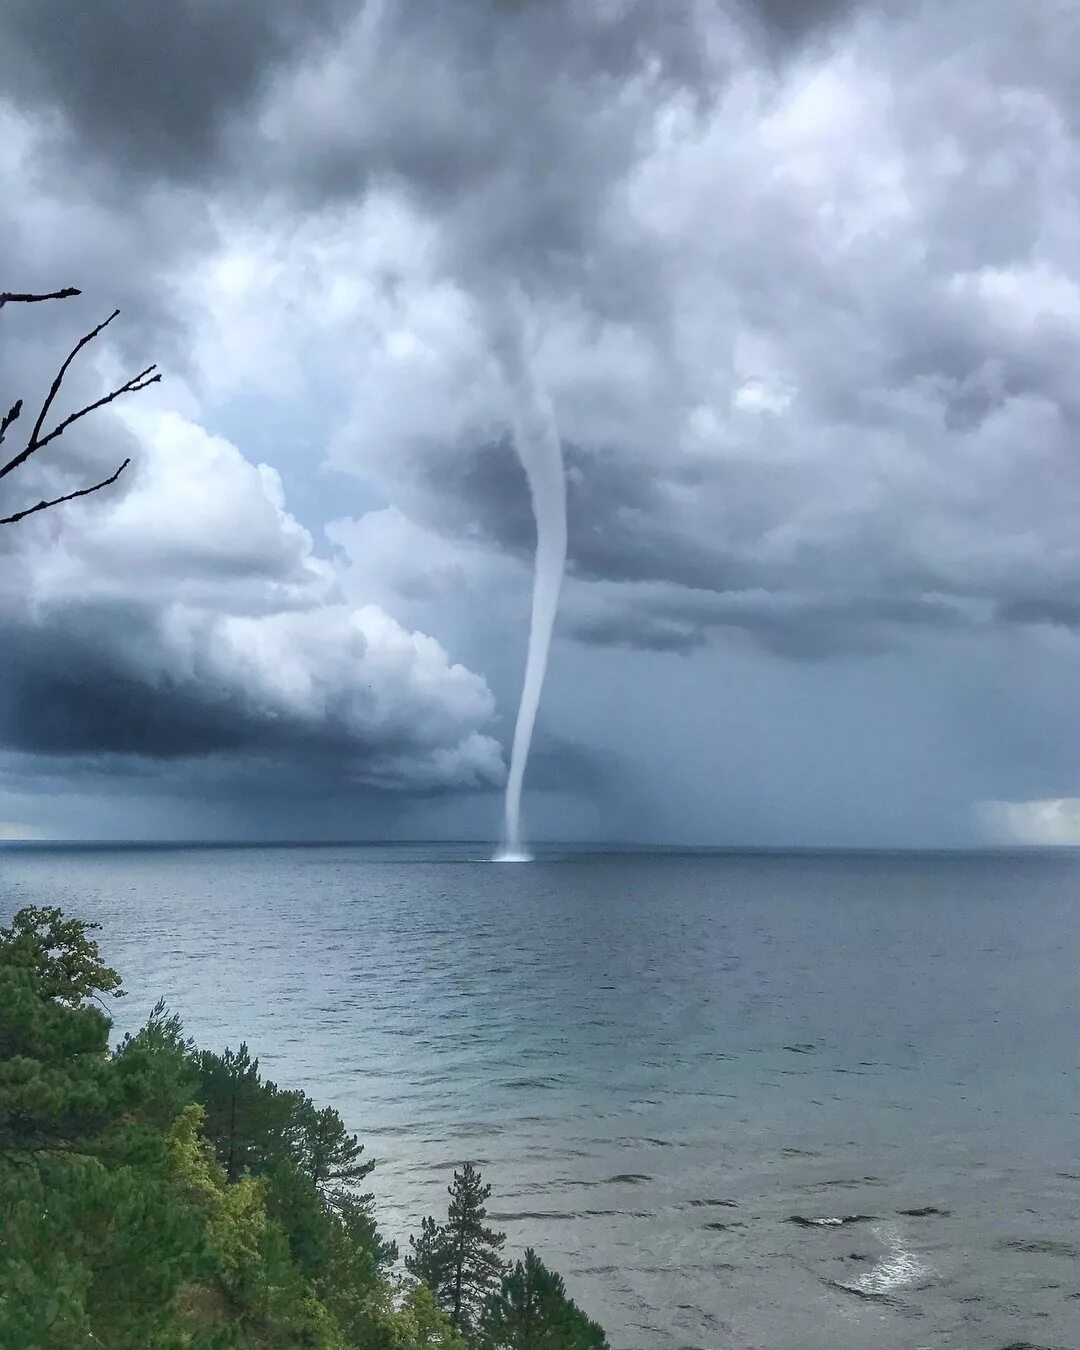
{"left": 2, "top": 843, "right": 1079, "bottom": 1350}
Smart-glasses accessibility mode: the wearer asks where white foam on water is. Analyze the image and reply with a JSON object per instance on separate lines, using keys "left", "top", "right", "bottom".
{"left": 847, "top": 1223, "right": 931, "bottom": 1296}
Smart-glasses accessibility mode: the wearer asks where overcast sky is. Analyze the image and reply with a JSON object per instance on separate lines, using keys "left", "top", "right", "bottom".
{"left": 3, "top": 0, "right": 1080, "bottom": 846}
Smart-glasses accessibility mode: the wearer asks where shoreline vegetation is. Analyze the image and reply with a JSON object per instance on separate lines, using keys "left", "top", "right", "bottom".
{"left": 0, "top": 906, "right": 610, "bottom": 1348}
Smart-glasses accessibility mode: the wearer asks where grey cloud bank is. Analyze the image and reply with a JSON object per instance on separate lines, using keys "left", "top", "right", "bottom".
{"left": 2, "top": 0, "right": 1080, "bottom": 843}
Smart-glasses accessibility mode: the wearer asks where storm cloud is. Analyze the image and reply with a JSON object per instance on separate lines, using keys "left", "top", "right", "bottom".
{"left": 0, "top": 386, "right": 503, "bottom": 807}
{"left": 4, "top": 0, "right": 1080, "bottom": 842}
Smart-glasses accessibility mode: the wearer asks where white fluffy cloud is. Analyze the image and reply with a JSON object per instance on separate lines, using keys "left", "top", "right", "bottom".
{"left": 1, "top": 398, "right": 503, "bottom": 794}
{"left": 11, "top": 407, "right": 333, "bottom": 612}
{"left": 980, "top": 798, "right": 1080, "bottom": 846}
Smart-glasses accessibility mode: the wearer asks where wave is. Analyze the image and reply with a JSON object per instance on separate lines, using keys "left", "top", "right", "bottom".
{"left": 1002, "top": 1237, "right": 1078, "bottom": 1257}
{"left": 796, "top": 1177, "right": 886, "bottom": 1191}
{"left": 789, "top": 1214, "right": 875, "bottom": 1227}
{"left": 489, "top": 1207, "right": 652, "bottom": 1222}
{"left": 835, "top": 1222, "right": 932, "bottom": 1299}
{"left": 499, "top": 1075, "right": 567, "bottom": 1090}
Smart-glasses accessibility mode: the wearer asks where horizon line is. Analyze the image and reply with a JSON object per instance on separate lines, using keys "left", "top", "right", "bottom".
{"left": 3, "top": 838, "right": 1079, "bottom": 856}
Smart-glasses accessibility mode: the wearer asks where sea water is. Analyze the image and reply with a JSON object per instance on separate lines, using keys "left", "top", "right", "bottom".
{"left": 3, "top": 843, "right": 1078, "bottom": 1349}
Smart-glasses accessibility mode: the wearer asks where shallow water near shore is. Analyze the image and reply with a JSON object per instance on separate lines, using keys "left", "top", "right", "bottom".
{"left": 3, "top": 843, "right": 1079, "bottom": 1349}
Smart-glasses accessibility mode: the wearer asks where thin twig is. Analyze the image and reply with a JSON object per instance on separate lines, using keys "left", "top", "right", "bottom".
{"left": 0, "top": 458, "right": 130, "bottom": 526}
{"left": 29, "top": 309, "right": 120, "bottom": 457}
{"left": 31, "top": 367, "right": 160, "bottom": 456}
{"left": 0, "top": 288, "right": 81, "bottom": 308}
{"left": 0, "top": 400, "right": 21, "bottom": 446}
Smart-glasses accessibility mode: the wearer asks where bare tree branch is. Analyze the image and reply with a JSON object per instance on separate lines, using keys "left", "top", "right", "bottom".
{"left": 0, "top": 288, "right": 81, "bottom": 309}
{"left": 0, "top": 458, "right": 130, "bottom": 526}
{"left": 1, "top": 291, "right": 159, "bottom": 525}
{"left": 0, "top": 309, "right": 160, "bottom": 482}
{"left": 21, "top": 308, "right": 121, "bottom": 468}
{"left": 28, "top": 365, "right": 160, "bottom": 460}
{"left": 0, "top": 400, "right": 21, "bottom": 446}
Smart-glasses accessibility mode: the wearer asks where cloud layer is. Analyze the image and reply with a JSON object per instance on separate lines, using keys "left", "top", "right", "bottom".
{"left": 167, "top": 0, "right": 1080, "bottom": 663}
{"left": 0, "top": 355, "right": 503, "bottom": 805}
{"left": 4, "top": 0, "right": 1080, "bottom": 841}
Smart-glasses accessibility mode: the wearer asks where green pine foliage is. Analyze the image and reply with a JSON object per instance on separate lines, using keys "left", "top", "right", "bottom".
{"left": 195, "top": 1042, "right": 270, "bottom": 1183}
{"left": 0, "top": 963, "right": 117, "bottom": 1153}
{"left": 0, "top": 1151, "right": 207, "bottom": 1349}
{"left": 289, "top": 1096, "right": 377, "bottom": 1201}
{"left": 480, "top": 1249, "right": 610, "bottom": 1350}
{"left": 406, "top": 1215, "right": 451, "bottom": 1292}
{"left": 0, "top": 907, "right": 611, "bottom": 1349}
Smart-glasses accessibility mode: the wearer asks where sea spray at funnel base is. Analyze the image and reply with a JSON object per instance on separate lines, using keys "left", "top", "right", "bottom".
{"left": 487, "top": 294, "right": 567, "bottom": 860}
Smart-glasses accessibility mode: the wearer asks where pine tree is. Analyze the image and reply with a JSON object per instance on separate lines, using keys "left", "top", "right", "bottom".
{"left": 480, "top": 1249, "right": 609, "bottom": 1350}
{"left": 194, "top": 1043, "right": 266, "bottom": 1182}
{"left": 113, "top": 999, "right": 198, "bottom": 1132}
{"left": 0, "top": 964, "right": 116, "bottom": 1153}
{"left": 195, "top": 1050, "right": 374, "bottom": 1206}
{"left": 432, "top": 1161, "right": 507, "bottom": 1339}
{"left": 282, "top": 1090, "right": 376, "bottom": 1205}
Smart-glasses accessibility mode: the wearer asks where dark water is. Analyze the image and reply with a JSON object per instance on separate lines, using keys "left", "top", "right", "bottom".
{"left": 3, "top": 843, "right": 1079, "bottom": 1349}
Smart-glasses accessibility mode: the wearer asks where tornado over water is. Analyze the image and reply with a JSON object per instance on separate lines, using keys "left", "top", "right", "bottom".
{"left": 487, "top": 294, "right": 567, "bottom": 861}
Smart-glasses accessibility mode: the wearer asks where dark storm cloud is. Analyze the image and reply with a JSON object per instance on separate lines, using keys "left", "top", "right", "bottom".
{"left": 1, "top": 607, "right": 254, "bottom": 760}
{"left": 252, "top": 0, "right": 1080, "bottom": 664}
{"left": 336, "top": 0, "right": 1080, "bottom": 662}
{"left": 0, "top": 596, "right": 501, "bottom": 792}
{"left": 0, "top": 0, "right": 863, "bottom": 196}
{"left": 0, "top": 0, "right": 348, "bottom": 178}
{"left": 996, "top": 597, "right": 1080, "bottom": 631}
{"left": 0, "top": 747, "right": 451, "bottom": 845}
{"left": 564, "top": 586, "right": 972, "bottom": 659}
{"left": 417, "top": 436, "right": 738, "bottom": 594}
{"left": 1, "top": 0, "right": 717, "bottom": 208}
{"left": 10, "top": 0, "right": 1080, "bottom": 675}
{"left": 738, "top": 0, "right": 870, "bottom": 50}
{"left": 252, "top": 0, "right": 733, "bottom": 346}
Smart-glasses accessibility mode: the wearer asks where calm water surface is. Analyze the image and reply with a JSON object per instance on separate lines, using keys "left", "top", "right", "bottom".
{"left": 2, "top": 844, "right": 1079, "bottom": 1350}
